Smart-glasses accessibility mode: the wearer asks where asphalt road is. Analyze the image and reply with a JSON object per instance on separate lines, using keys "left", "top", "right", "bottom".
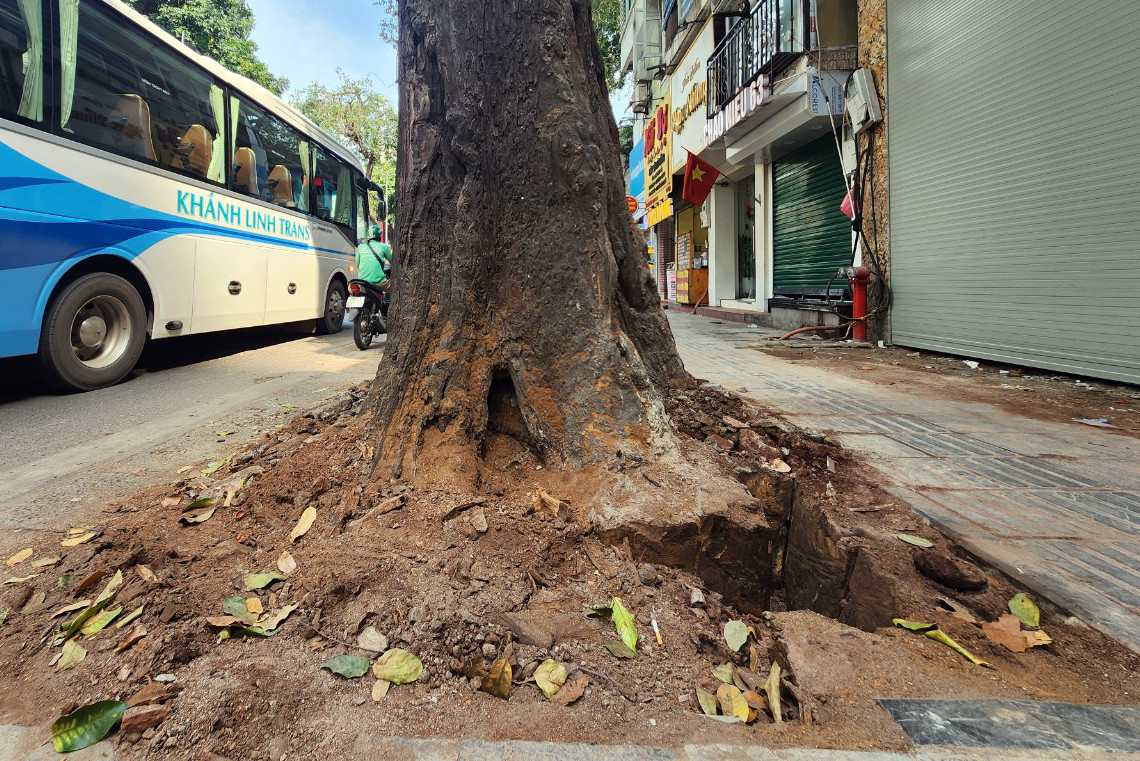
{"left": 0, "top": 324, "right": 382, "bottom": 553}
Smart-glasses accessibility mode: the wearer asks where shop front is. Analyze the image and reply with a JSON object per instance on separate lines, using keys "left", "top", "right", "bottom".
{"left": 704, "top": 0, "right": 856, "bottom": 324}
{"left": 643, "top": 95, "right": 673, "bottom": 301}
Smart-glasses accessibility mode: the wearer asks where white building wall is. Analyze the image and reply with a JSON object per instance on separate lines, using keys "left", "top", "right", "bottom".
{"left": 707, "top": 184, "right": 736, "bottom": 306}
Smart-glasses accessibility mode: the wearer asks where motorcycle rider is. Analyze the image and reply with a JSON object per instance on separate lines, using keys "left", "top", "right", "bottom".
{"left": 355, "top": 224, "right": 392, "bottom": 290}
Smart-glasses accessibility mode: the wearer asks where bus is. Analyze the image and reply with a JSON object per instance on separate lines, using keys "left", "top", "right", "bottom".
{"left": 0, "top": 0, "right": 384, "bottom": 391}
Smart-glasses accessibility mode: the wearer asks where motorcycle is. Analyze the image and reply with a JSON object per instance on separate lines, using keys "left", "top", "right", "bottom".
{"left": 346, "top": 278, "right": 389, "bottom": 350}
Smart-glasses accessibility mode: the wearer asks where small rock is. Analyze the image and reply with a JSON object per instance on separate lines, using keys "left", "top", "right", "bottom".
{"left": 267, "top": 736, "right": 288, "bottom": 761}
{"left": 357, "top": 626, "right": 389, "bottom": 653}
{"left": 482, "top": 643, "right": 497, "bottom": 658}
{"left": 118, "top": 666, "right": 132, "bottom": 682}
{"left": 120, "top": 705, "right": 171, "bottom": 734}
{"left": 638, "top": 565, "right": 661, "bottom": 586}
{"left": 705, "top": 434, "right": 734, "bottom": 453}
{"left": 689, "top": 588, "right": 706, "bottom": 608}
{"left": 469, "top": 506, "right": 489, "bottom": 534}
{"left": 154, "top": 673, "right": 177, "bottom": 683}
{"left": 128, "top": 683, "right": 179, "bottom": 707}
{"left": 913, "top": 550, "right": 987, "bottom": 591}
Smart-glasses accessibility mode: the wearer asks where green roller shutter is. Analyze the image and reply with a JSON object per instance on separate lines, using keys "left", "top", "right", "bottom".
{"left": 772, "top": 137, "right": 851, "bottom": 295}
{"left": 888, "top": 0, "right": 1140, "bottom": 383}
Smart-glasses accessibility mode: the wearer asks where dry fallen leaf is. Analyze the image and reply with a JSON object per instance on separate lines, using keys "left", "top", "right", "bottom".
{"left": 371, "top": 679, "right": 391, "bottom": 702}
{"left": 32, "top": 556, "right": 61, "bottom": 568}
{"left": 246, "top": 598, "right": 264, "bottom": 615}
{"left": 61, "top": 532, "right": 99, "bottom": 547}
{"left": 136, "top": 565, "right": 159, "bottom": 584}
{"left": 160, "top": 496, "right": 180, "bottom": 508}
{"left": 716, "top": 684, "right": 750, "bottom": 722}
{"left": 57, "top": 640, "right": 87, "bottom": 671}
{"left": 982, "top": 613, "right": 1052, "bottom": 653}
{"left": 551, "top": 675, "right": 588, "bottom": 706}
{"left": 291, "top": 507, "right": 317, "bottom": 542}
{"left": 277, "top": 551, "right": 297, "bottom": 575}
{"left": 259, "top": 604, "right": 298, "bottom": 632}
{"left": 114, "top": 624, "right": 147, "bottom": 654}
{"left": 6, "top": 548, "right": 33, "bottom": 567}
{"left": 767, "top": 459, "right": 792, "bottom": 473}
{"left": 480, "top": 659, "right": 512, "bottom": 700}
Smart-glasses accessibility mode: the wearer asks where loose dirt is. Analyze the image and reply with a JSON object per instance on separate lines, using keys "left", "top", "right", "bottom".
{"left": 1, "top": 381, "right": 1136, "bottom": 760}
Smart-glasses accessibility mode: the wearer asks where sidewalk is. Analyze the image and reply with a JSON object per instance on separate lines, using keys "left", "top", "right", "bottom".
{"left": 666, "top": 311, "right": 1140, "bottom": 654}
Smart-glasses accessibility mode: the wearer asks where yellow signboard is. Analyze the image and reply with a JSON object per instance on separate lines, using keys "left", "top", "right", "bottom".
{"left": 647, "top": 198, "right": 673, "bottom": 227}
{"left": 644, "top": 94, "right": 672, "bottom": 214}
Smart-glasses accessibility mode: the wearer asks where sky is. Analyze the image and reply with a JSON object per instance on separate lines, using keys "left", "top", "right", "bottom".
{"left": 246, "top": 0, "right": 628, "bottom": 120}
{"left": 246, "top": 0, "right": 399, "bottom": 104}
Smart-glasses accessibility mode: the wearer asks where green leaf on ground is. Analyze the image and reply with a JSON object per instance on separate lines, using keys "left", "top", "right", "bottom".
{"left": 58, "top": 574, "right": 77, "bottom": 589}
{"left": 893, "top": 619, "right": 989, "bottom": 667}
{"left": 713, "top": 663, "right": 736, "bottom": 684}
{"left": 372, "top": 648, "right": 423, "bottom": 684}
{"left": 1008, "top": 593, "right": 1040, "bottom": 628}
{"left": 115, "top": 604, "right": 145, "bottom": 629}
{"left": 696, "top": 687, "right": 719, "bottom": 716}
{"left": 611, "top": 597, "right": 637, "bottom": 653}
{"left": 320, "top": 654, "right": 370, "bottom": 678}
{"left": 604, "top": 640, "right": 636, "bottom": 659}
{"left": 242, "top": 572, "right": 287, "bottom": 591}
{"left": 181, "top": 497, "right": 216, "bottom": 512}
{"left": 51, "top": 700, "right": 130, "bottom": 752}
{"left": 79, "top": 606, "right": 122, "bottom": 636}
{"left": 724, "top": 620, "right": 749, "bottom": 652}
{"left": 222, "top": 596, "right": 257, "bottom": 624}
{"left": 57, "top": 640, "right": 87, "bottom": 671}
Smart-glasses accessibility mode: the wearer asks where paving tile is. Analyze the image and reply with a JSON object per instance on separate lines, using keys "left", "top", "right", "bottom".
{"left": 877, "top": 700, "right": 1074, "bottom": 750}
{"left": 353, "top": 737, "right": 461, "bottom": 761}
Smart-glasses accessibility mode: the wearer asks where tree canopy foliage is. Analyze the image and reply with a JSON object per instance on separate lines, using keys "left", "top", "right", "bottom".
{"left": 127, "top": 0, "right": 288, "bottom": 95}
{"left": 293, "top": 71, "right": 398, "bottom": 219}
{"left": 375, "top": 0, "right": 627, "bottom": 93}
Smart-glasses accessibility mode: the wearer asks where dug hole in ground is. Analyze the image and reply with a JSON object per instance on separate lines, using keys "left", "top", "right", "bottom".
{"left": 1, "top": 379, "right": 1137, "bottom": 759}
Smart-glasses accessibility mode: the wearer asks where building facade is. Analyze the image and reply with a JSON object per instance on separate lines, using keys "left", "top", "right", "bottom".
{"left": 622, "top": 0, "right": 1140, "bottom": 383}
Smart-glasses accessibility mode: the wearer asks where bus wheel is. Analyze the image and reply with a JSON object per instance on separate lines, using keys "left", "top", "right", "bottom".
{"left": 317, "top": 280, "right": 346, "bottom": 335}
{"left": 39, "top": 273, "right": 147, "bottom": 392}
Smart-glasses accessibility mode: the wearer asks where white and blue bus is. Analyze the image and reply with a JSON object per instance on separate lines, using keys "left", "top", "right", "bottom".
{"left": 0, "top": 0, "right": 382, "bottom": 391}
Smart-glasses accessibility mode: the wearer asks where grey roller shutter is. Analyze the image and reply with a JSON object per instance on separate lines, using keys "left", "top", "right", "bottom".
{"left": 773, "top": 137, "right": 852, "bottom": 295}
{"left": 888, "top": 0, "right": 1140, "bottom": 383}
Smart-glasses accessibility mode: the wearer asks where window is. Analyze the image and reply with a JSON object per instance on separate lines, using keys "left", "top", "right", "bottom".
{"left": 231, "top": 96, "right": 311, "bottom": 211}
{"left": 313, "top": 145, "right": 355, "bottom": 229}
{"left": 59, "top": 0, "right": 224, "bottom": 184}
{"left": 355, "top": 191, "right": 368, "bottom": 242}
{"left": 0, "top": 0, "right": 43, "bottom": 124}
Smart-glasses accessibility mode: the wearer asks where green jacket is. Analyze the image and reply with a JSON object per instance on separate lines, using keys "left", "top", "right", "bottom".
{"left": 355, "top": 239, "right": 391, "bottom": 284}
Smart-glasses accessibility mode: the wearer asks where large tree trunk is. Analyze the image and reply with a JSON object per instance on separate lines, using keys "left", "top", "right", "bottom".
{"left": 370, "top": 0, "right": 686, "bottom": 486}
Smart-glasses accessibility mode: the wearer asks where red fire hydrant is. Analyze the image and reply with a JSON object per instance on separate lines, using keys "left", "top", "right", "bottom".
{"left": 839, "top": 266, "right": 872, "bottom": 342}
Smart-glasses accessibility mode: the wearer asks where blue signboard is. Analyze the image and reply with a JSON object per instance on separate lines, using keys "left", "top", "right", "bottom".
{"left": 629, "top": 138, "right": 646, "bottom": 205}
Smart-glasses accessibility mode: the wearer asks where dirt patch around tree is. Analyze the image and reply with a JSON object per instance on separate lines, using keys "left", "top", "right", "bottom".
{"left": 756, "top": 339, "right": 1140, "bottom": 437}
{"left": 1, "top": 381, "right": 1136, "bottom": 760}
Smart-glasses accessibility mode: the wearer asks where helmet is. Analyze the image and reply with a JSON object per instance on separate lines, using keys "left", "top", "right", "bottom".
{"left": 369, "top": 224, "right": 383, "bottom": 240}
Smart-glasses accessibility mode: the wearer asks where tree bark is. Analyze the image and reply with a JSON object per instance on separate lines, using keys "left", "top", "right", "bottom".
{"left": 371, "top": 0, "right": 686, "bottom": 484}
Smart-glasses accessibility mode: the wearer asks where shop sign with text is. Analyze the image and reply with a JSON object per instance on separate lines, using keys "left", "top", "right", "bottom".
{"left": 705, "top": 76, "right": 770, "bottom": 145}
{"left": 644, "top": 94, "right": 672, "bottom": 225}
{"left": 670, "top": 20, "right": 714, "bottom": 168}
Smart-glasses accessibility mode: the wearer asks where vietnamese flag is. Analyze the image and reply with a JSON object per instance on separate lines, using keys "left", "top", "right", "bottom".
{"left": 681, "top": 150, "right": 721, "bottom": 206}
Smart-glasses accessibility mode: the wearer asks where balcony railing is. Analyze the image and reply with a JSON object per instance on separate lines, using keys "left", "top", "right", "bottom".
{"left": 706, "top": 0, "right": 809, "bottom": 118}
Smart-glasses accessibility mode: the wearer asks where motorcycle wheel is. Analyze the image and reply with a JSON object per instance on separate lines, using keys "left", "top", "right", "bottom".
{"left": 353, "top": 306, "right": 374, "bottom": 350}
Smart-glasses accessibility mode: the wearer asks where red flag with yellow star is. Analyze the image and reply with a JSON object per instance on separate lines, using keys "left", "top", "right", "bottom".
{"left": 681, "top": 150, "right": 721, "bottom": 206}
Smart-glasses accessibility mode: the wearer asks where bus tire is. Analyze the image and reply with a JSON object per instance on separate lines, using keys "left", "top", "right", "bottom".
{"left": 316, "top": 280, "right": 346, "bottom": 335}
{"left": 39, "top": 273, "right": 147, "bottom": 392}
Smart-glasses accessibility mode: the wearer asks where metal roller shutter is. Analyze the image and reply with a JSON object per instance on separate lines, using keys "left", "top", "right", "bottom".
{"left": 772, "top": 136, "right": 852, "bottom": 295}
{"left": 888, "top": 0, "right": 1140, "bottom": 383}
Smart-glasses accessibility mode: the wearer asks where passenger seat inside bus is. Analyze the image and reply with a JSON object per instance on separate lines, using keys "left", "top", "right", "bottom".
{"left": 171, "top": 124, "right": 213, "bottom": 178}
{"left": 109, "top": 95, "right": 156, "bottom": 163}
{"left": 233, "top": 147, "right": 259, "bottom": 196}
{"left": 268, "top": 165, "right": 294, "bottom": 208}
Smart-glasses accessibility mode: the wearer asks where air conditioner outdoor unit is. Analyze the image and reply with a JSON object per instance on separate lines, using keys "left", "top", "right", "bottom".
{"left": 845, "top": 68, "right": 883, "bottom": 135}
{"left": 632, "top": 80, "right": 651, "bottom": 114}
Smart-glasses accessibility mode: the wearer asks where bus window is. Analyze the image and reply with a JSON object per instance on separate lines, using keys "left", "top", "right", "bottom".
{"left": 0, "top": 0, "right": 43, "bottom": 123}
{"left": 231, "top": 96, "right": 311, "bottom": 212}
{"left": 60, "top": 0, "right": 224, "bottom": 184}
{"left": 313, "top": 145, "right": 354, "bottom": 229}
